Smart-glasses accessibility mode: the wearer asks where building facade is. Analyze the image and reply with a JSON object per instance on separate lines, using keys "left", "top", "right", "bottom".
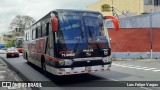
{"left": 0, "top": 32, "right": 15, "bottom": 44}
{"left": 87, "top": 0, "right": 160, "bottom": 17}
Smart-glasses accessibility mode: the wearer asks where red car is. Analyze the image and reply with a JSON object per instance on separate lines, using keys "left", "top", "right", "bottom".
{"left": 17, "top": 48, "right": 23, "bottom": 53}
{"left": 6, "top": 47, "right": 19, "bottom": 58}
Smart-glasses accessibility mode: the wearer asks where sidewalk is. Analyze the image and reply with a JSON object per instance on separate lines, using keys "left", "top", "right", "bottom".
{"left": 0, "top": 57, "right": 31, "bottom": 90}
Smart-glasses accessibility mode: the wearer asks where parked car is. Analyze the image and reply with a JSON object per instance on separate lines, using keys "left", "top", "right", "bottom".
{"left": 0, "top": 48, "right": 7, "bottom": 54}
{"left": 6, "top": 47, "right": 19, "bottom": 58}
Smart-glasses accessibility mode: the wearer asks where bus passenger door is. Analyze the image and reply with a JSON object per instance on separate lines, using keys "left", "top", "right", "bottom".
{"left": 45, "top": 23, "right": 55, "bottom": 68}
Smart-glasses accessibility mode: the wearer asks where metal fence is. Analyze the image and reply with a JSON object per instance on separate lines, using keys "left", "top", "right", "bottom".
{"left": 106, "top": 12, "right": 160, "bottom": 28}
{"left": 106, "top": 12, "right": 160, "bottom": 59}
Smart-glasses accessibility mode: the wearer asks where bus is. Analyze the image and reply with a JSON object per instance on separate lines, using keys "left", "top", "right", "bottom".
{"left": 23, "top": 9, "right": 119, "bottom": 76}
{"left": 15, "top": 37, "right": 23, "bottom": 53}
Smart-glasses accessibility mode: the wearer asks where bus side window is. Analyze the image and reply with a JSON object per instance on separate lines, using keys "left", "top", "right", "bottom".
{"left": 32, "top": 29, "right": 36, "bottom": 40}
{"left": 42, "top": 22, "right": 49, "bottom": 37}
{"left": 49, "top": 24, "right": 54, "bottom": 57}
{"left": 46, "top": 22, "right": 49, "bottom": 36}
{"left": 37, "top": 27, "right": 42, "bottom": 38}
{"left": 25, "top": 33, "right": 27, "bottom": 41}
{"left": 25, "top": 32, "right": 29, "bottom": 41}
{"left": 42, "top": 24, "right": 46, "bottom": 37}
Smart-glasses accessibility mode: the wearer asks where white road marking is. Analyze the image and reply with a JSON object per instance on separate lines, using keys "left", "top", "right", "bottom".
{"left": 144, "top": 68, "right": 157, "bottom": 71}
{"left": 0, "top": 76, "right": 3, "bottom": 78}
{"left": 136, "top": 67, "right": 148, "bottom": 70}
{"left": 152, "top": 69, "right": 160, "bottom": 72}
{"left": 121, "top": 65, "right": 130, "bottom": 67}
{"left": 113, "top": 64, "right": 133, "bottom": 67}
{"left": 113, "top": 63, "right": 160, "bottom": 72}
{"left": 112, "top": 64, "right": 122, "bottom": 66}
{"left": 128, "top": 66, "right": 141, "bottom": 68}
{"left": 0, "top": 71, "right": 6, "bottom": 73}
{"left": 140, "top": 87, "right": 153, "bottom": 90}
{"left": 127, "top": 65, "right": 133, "bottom": 67}
{"left": 121, "top": 64, "right": 128, "bottom": 66}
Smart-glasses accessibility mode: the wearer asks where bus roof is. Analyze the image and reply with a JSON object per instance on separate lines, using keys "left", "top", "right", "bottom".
{"left": 54, "top": 9, "right": 101, "bottom": 14}
{"left": 26, "top": 9, "right": 101, "bottom": 30}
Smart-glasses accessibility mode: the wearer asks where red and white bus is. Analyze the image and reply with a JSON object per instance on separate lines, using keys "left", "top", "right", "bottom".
{"left": 23, "top": 9, "right": 119, "bottom": 76}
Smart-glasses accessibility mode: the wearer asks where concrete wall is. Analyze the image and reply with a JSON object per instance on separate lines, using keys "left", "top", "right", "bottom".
{"left": 108, "top": 28, "right": 160, "bottom": 59}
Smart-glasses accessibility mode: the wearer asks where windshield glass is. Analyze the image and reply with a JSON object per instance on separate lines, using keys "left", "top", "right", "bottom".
{"left": 16, "top": 39, "right": 23, "bottom": 48}
{"left": 57, "top": 11, "right": 109, "bottom": 50}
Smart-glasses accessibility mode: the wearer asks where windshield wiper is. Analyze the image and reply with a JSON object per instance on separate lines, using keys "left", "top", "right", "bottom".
{"left": 88, "top": 26, "right": 101, "bottom": 50}
{"left": 73, "top": 28, "right": 84, "bottom": 52}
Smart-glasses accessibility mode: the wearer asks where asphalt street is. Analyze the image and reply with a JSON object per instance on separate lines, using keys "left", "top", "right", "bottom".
{"left": 0, "top": 55, "right": 32, "bottom": 90}
{"left": 0, "top": 54, "right": 160, "bottom": 90}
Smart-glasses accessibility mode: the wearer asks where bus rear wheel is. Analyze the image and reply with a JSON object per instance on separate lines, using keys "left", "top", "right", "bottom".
{"left": 41, "top": 57, "right": 47, "bottom": 75}
{"left": 26, "top": 53, "right": 30, "bottom": 64}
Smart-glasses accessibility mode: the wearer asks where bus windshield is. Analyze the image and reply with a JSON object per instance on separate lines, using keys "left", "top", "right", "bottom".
{"left": 16, "top": 39, "right": 23, "bottom": 48}
{"left": 57, "top": 11, "right": 110, "bottom": 51}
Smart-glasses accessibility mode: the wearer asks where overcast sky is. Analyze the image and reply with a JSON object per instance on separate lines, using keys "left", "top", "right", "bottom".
{"left": 0, "top": 0, "right": 99, "bottom": 33}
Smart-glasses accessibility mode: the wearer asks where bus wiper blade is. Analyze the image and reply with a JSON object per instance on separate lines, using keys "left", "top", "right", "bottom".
{"left": 73, "top": 29, "right": 84, "bottom": 52}
{"left": 88, "top": 26, "right": 101, "bottom": 50}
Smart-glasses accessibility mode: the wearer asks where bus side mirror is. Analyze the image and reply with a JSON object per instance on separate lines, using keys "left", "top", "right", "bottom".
{"left": 51, "top": 17, "right": 58, "bottom": 32}
{"left": 103, "top": 16, "right": 119, "bottom": 31}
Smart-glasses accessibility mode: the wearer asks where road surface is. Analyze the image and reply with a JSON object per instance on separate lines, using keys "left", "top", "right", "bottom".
{"left": 0, "top": 54, "right": 160, "bottom": 90}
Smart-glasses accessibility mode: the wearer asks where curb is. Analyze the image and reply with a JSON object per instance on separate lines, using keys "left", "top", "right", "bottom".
{"left": 0, "top": 56, "right": 40, "bottom": 90}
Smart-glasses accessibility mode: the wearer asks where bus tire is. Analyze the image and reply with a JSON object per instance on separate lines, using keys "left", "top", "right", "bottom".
{"left": 6, "top": 55, "right": 9, "bottom": 58}
{"left": 41, "top": 56, "right": 47, "bottom": 75}
{"left": 26, "top": 53, "right": 30, "bottom": 64}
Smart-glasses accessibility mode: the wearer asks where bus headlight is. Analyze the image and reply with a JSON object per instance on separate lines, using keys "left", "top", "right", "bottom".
{"left": 58, "top": 59, "right": 73, "bottom": 66}
{"left": 59, "top": 60, "right": 65, "bottom": 65}
{"left": 102, "top": 56, "right": 111, "bottom": 63}
{"left": 64, "top": 59, "right": 73, "bottom": 65}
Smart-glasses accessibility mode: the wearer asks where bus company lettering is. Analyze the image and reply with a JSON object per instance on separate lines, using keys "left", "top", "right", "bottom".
{"left": 83, "top": 49, "right": 94, "bottom": 52}
{"left": 59, "top": 50, "right": 75, "bottom": 57}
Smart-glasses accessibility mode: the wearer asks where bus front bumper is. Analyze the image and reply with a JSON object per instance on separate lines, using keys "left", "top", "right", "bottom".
{"left": 45, "top": 64, "right": 111, "bottom": 76}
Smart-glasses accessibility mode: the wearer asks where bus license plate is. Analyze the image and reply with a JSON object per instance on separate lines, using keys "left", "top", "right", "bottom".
{"left": 85, "top": 66, "right": 92, "bottom": 71}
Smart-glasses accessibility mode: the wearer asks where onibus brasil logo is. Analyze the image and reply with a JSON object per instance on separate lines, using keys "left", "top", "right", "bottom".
{"left": 2, "top": 82, "right": 42, "bottom": 89}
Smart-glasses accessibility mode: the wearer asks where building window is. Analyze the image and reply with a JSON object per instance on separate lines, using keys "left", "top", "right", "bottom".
{"left": 154, "top": 0, "right": 160, "bottom": 6}
{"left": 144, "top": 0, "right": 153, "bottom": 5}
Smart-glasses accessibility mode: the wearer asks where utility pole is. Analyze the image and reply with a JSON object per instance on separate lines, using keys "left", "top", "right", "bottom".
{"left": 111, "top": 0, "right": 114, "bottom": 16}
{"left": 149, "top": 15, "right": 153, "bottom": 59}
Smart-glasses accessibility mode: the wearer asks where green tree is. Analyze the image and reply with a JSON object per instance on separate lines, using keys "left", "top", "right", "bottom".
{"left": 10, "top": 15, "right": 35, "bottom": 36}
{"left": 5, "top": 40, "right": 16, "bottom": 48}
